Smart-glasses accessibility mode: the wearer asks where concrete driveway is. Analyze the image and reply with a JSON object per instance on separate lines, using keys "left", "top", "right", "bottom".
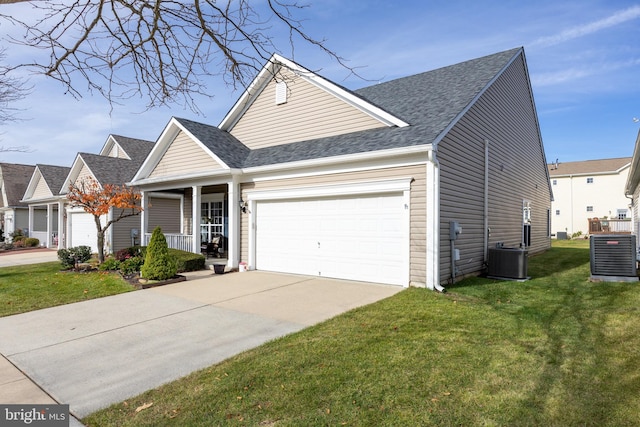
{"left": 0, "top": 270, "right": 402, "bottom": 419}
{"left": 0, "top": 248, "right": 58, "bottom": 267}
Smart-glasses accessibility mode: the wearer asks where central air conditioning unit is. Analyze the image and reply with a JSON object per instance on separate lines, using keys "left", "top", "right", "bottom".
{"left": 590, "top": 235, "right": 638, "bottom": 282}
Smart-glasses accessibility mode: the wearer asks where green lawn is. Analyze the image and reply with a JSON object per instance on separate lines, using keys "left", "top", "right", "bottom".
{"left": 0, "top": 261, "right": 134, "bottom": 317}
{"left": 84, "top": 239, "right": 640, "bottom": 426}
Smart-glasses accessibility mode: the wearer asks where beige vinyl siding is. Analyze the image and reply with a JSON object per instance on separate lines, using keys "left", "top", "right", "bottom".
{"left": 239, "top": 164, "right": 426, "bottom": 283}
{"left": 111, "top": 209, "right": 141, "bottom": 252}
{"left": 230, "top": 69, "right": 386, "bottom": 149}
{"left": 147, "top": 196, "right": 181, "bottom": 234}
{"left": 149, "top": 131, "right": 223, "bottom": 179}
{"left": 76, "top": 164, "right": 95, "bottom": 184}
{"left": 437, "top": 54, "right": 551, "bottom": 284}
{"left": 32, "top": 176, "right": 53, "bottom": 199}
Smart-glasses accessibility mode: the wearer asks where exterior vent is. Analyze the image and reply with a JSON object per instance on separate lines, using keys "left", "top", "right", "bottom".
{"left": 487, "top": 245, "right": 529, "bottom": 281}
{"left": 275, "top": 81, "right": 287, "bottom": 105}
{"left": 590, "top": 235, "right": 638, "bottom": 282}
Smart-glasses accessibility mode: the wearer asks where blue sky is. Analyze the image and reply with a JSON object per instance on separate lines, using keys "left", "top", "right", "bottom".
{"left": 1, "top": 0, "right": 639, "bottom": 167}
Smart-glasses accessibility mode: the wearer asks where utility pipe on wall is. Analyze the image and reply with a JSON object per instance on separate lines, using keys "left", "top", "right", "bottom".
{"left": 484, "top": 139, "right": 490, "bottom": 262}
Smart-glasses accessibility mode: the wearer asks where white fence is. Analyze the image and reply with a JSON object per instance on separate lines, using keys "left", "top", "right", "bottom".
{"left": 143, "top": 233, "right": 193, "bottom": 252}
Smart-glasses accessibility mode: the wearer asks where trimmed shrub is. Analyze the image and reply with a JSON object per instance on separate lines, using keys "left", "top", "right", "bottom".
{"left": 140, "top": 227, "right": 176, "bottom": 280}
{"left": 169, "top": 248, "right": 205, "bottom": 272}
{"left": 58, "top": 246, "right": 92, "bottom": 270}
{"left": 24, "top": 237, "right": 40, "bottom": 247}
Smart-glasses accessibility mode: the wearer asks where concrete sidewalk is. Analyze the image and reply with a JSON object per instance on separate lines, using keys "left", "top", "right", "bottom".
{"left": 0, "top": 270, "right": 402, "bottom": 421}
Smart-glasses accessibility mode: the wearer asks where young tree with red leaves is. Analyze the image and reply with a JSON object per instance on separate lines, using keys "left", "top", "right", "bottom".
{"left": 66, "top": 177, "right": 142, "bottom": 263}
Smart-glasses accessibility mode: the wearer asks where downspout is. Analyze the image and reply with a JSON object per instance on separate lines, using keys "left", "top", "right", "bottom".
{"left": 484, "top": 139, "right": 490, "bottom": 263}
{"left": 427, "top": 149, "right": 446, "bottom": 293}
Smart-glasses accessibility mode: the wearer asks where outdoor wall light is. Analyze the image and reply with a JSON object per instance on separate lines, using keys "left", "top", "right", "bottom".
{"left": 239, "top": 198, "right": 247, "bottom": 214}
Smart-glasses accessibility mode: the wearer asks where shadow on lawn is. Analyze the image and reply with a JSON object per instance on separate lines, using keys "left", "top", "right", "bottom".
{"left": 451, "top": 245, "right": 591, "bottom": 289}
{"left": 505, "top": 278, "right": 640, "bottom": 425}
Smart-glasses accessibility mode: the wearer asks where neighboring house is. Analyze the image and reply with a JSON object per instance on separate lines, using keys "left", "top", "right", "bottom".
{"left": 20, "top": 164, "right": 71, "bottom": 248}
{"left": 0, "top": 163, "right": 36, "bottom": 242}
{"left": 23, "top": 135, "right": 154, "bottom": 253}
{"left": 549, "top": 157, "right": 632, "bottom": 237}
{"left": 130, "top": 47, "right": 551, "bottom": 290}
{"left": 624, "top": 130, "right": 640, "bottom": 243}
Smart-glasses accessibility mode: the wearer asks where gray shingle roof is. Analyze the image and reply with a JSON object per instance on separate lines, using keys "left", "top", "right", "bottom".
{"left": 36, "top": 164, "right": 71, "bottom": 195}
{"left": 73, "top": 137, "right": 153, "bottom": 188}
{"left": 242, "top": 48, "right": 521, "bottom": 167}
{"left": 142, "top": 48, "right": 521, "bottom": 174}
{"left": 110, "top": 135, "right": 154, "bottom": 165}
{"left": 0, "top": 163, "right": 35, "bottom": 207}
{"left": 170, "top": 48, "right": 521, "bottom": 169}
{"left": 79, "top": 152, "right": 148, "bottom": 186}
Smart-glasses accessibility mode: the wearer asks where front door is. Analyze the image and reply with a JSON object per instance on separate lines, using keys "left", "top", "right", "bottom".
{"left": 200, "top": 195, "right": 224, "bottom": 244}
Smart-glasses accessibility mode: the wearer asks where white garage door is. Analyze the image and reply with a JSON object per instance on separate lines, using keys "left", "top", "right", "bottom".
{"left": 255, "top": 193, "right": 407, "bottom": 286}
{"left": 69, "top": 212, "right": 98, "bottom": 253}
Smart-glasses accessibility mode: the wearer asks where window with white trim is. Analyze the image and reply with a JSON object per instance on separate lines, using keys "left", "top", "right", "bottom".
{"left": 587, "top": 177, "right": 594, "bottom": 184}
{"left": 586, "top": 206, "right": 593, "bottom": 212}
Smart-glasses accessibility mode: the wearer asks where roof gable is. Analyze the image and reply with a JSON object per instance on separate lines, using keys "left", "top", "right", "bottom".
{"left": 0, "top": 163, "right": 35, "bottom": 207}
{"left": 22, "top": 164, "right": 71, "bottom": 202}
{"left": 132, "top": 117, "right": 248, "bottom": 183}
{"left": 219, "top": 54, "right": 408, "bottom": 148}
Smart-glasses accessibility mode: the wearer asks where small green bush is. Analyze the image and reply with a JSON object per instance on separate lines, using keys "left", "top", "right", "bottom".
{"left": 99, "top": 258, "right": 121, "bottom": 271}
{"left": 169, "top": 248, "right": 205, "bottom": 272}
{"left": 58, "top": 246, "right": 92, "bottom": 270}
{"left": 120, "top": 256, "right": 144, "bottom": 275}
{"left": 141, "top": 227, "right": 176, "bottom": 280}
{"left": 24, "top": 237, "right": 40, "bottom": 247}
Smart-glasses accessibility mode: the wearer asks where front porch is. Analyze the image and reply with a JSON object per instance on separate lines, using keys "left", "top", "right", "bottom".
{"left": 140, "top": 181, "right": 241, "bottom": 269}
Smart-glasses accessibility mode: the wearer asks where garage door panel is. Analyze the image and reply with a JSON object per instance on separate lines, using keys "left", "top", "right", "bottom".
{"left": 255, "top": 193, "right": 407, "bottom": 286}
{"left": 70, "top": 212, "right": 98, "bottom": 253}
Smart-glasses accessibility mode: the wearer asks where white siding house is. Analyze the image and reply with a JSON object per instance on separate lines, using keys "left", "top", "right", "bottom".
{"left": 549, "top": 157, "right": 632, "bottom": 238}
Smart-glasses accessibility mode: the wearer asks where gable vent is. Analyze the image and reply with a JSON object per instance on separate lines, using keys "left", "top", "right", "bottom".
{"left": 275, "top": 81, "right": 287, "bottom": 105}
{"left": 590, "top": 235, "right": 638, "bottom": 282}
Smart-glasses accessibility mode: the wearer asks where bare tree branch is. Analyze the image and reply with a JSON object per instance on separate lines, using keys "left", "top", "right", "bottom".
{"left": 0, "top": 0, "right": 358, "bottom": 113}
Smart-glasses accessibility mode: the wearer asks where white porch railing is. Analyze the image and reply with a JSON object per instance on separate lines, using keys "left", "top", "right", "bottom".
{"left": 143, "top": 233, "right": 193, "bottom": 252}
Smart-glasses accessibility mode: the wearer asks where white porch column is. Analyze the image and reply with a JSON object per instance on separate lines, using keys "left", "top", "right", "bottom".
{"left": 192, "top": 185, "right": 201, "bottom": 254}
{"left": 227, "top": 177, "right": 240, "bottom": 267}
{"left": 28, "top": 205, "right": 34, "bottom": 237}
{"left": 57, "top": 201, "right": 65, "bottom": 249}
{"left": 46, "top": 203, "right": 54, "bottom": 247}
{"left": 140, "top": 191, "right": 148, "bottom": 246}
{"left": 65, "top": 205, "right": 72, "bottom": 249}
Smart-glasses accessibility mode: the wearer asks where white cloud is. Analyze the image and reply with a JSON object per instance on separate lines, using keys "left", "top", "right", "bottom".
{"left": 531, "top": 5, "right": 640, "bottom": 47}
